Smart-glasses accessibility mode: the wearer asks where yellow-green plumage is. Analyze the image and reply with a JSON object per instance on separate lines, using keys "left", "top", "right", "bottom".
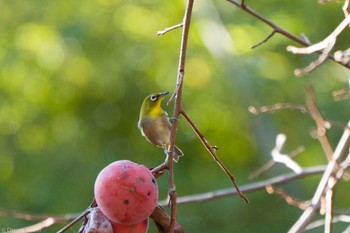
{"left": 138, "top": 92, "right": 183, "bottom": 162}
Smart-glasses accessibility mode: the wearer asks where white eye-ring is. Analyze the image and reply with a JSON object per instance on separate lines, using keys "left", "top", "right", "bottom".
{"left": 150, "top": 95, "right": 157, "bottom": 101}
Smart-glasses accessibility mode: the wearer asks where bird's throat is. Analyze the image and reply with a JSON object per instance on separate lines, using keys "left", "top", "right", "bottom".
{"left": 148, "top": 106, "right": 163, "bottom": 117}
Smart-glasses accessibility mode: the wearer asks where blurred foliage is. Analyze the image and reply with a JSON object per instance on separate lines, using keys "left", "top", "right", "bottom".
{"left": 0, "top": 0, "right": 349, "bottom": 232}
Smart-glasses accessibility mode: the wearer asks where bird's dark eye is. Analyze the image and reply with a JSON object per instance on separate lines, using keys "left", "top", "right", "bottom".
{"left": 150, "top": 95, "right": 157, "bottom": 101}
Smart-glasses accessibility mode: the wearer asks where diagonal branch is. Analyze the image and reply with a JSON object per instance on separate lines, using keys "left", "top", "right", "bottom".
{"left": 181, "top": 110, "right": 249, "bottom": 203}
{"left": 288, "top": 121, "right": 350, "bottom": 233}
{"left": 287, "top": 14, "right": 350, "bottom": 75}
{"left": 287, "top": 14, "right": 350, "bottom": 55}
{"left": 224, "top": 0, "right": 350, "bottom": 72}
{"left": 251, "top": 29, "right": 277, "bottom": 49}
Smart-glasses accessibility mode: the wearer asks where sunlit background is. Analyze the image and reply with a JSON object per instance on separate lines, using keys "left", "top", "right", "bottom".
{"left": 0, "top": 0, "right": 349, "bottom": 232}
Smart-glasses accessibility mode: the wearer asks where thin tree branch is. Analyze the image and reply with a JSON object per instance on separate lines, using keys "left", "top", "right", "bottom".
{"left": 265, "top": 185, "right": 310, "bottom": 210}
{"left": 288, "top": 121, "right": 350, "bottom": 233}
{"left": 166, "top": 0, "right": 195, "bottom": 232}
{"left": 333, "top": 88, "right": 350, "bottom": 101}
{"left": 0, "top": 209, "right": 76, "bottom": 222}
{"left": 288, "top": 14, "right": 350, "bottom": 55}
{"left": 224, "top": 0, "right": 309, "bottom": 46}
{"left": 248, "top": 103, "right": 308, "bottom": 115}
{"left": 225, "top": 0, "right": 350, "bottom": 71}
{"left": 271, "top": 134, "right": 302, "bottom": 174}
{"left": 57, "top": 208, "right": 92, "bottom": 233}
{"left": 287, "top": 14, "right": 350, "bottom": 75}
{"left": 57, "top": 199, "right": 96, "bottom": 233}
{"left": 180, "top": 110, "right": 249, "bottom": 203}
{"left": 3, "top": 165, "right": 347, "bottom": 232}
{"left": 251, "top": 29, "right": 277, "bottom": 49}
{"left": 293, "top": 39, "right": 335, "bottom": 76}
{"left": 159, "top": 165, "right": 326, "bottom": 206}
{"left": 305, "top": 85, "right": 334, "bottom": 160}
{"left": 157, "top": 23, "right": 184, "bottom": 36}
{"left": 334, "top": 48, "right": 350, "bottom": 65}
{"left": 250, "top": 146, "right": 304, "bottom": 179}
{"left": 324, "top": 175, "right": 336, "bottom": 233}
{"left": 305, "top": 215, "right": 350, "bottom": 231}
{"left": 2, "top": 218, "right": 56, "bottom": 233}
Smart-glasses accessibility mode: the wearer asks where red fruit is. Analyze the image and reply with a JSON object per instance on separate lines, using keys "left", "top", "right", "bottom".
{"left": 111, "top": 218, "right": 149, "bottom": 233}
{"left": 94, "top": 160, "right": 158, "bottom": 225}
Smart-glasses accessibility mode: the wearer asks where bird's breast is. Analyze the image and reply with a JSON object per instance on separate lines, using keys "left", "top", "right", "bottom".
{"left": 138, "top": 116, "right": 171, "bottom": 147}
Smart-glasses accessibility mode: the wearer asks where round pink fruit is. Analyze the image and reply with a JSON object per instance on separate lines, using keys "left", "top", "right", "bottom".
{"left": 94, "top": 160, "right": 158, "bottom": 225}
{"left": 111, "top": 218, "right": 149, "bottom": 233}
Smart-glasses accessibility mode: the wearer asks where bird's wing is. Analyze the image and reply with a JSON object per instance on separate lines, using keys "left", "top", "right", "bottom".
{"left": 137, "top": 120, "right": 146, "bottom": 137}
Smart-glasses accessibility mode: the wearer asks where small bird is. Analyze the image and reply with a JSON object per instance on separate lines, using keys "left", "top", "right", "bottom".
{"left": 138, "top": 91, "right": 184, "bottom": 162}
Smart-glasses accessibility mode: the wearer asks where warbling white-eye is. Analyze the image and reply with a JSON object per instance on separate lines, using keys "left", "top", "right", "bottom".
{"left": 138, "top": 91, "right": 184, "bottom": 162}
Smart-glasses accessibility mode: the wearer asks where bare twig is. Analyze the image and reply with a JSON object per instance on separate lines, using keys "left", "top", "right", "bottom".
{"left": 180, "top": 110, "right": 249, "bottom": 203}
{"left": 249, "top": 160, "right": 276, "bottom": 179}
{"left": 0, "top": 209, "right": 76, "bottom": 222}
{"left": 58, "top": 199, "right": 96, "bottom": 233}
{"left": 305, "top": 215, "right": 350, "bottom": 231}
{"left": 300, "top": 33, "right": 311, "bottom": 44}
{"left": 305, "top": 85, "right": 334, "bottom": 160}
{"left": 250, "top": 146, "right": 304, "bottom": 179}
{"left": 159, "top": 165, "right": 326, "bottom": 206}
{"left": 332, "top": 88, "right": 350, "bottom": 101}
{"left": 289, "top": 14, "right": 350, "bottom": 50}
{"left": 157, "top": 23, "right": 184, "bottom": 36}
{"left": 324, "top": 174, "right": 336, "bottom": 232}
{"left": 293, "top": 40, "right": 334, "bottom": 76}
{"left": 225, "top": 0, "right": 308, "bottom": 46}
{"left": 287, "top": 14, "right": 350, "bottom": 75}
{"left": 288, "top": 121, "right": 350, "bottom": 233}
{"left": 251, "top": 29, "right": 277, "bottom": 49}
{"left": 2, "top": 218, "right": 56, "bottom": 233}
{"left": 271, "top": 134, "right": 302, "bottom": 174}
{"left": 334, "top": 48, "right": 350, "bottom": 65}
{"left": 225, "top": 0, "right": 350, "bottom": 72}
{"left": 0, "top": 209, "right": 78, "bottom": 233}
{"left": 324, "top": 120, "right": 350, "bottom": 130}
{"left": 265, "top": 185, "right": 309, "bottom": 210}
{"left": 57, "top": 208, "right": 92, "bottom": 233}
{"left": 248, "top": 103, "right": 308, "bottom": 115}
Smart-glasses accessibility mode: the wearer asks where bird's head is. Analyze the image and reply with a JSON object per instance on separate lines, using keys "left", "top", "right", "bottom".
{"left": 140, "top": 91, "right": 169, "bottom": 117}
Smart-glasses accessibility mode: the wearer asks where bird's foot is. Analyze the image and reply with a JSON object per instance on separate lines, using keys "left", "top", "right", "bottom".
{"left": 169, "top": 117, "right": 178, "bottom": 124}
{"left": 164, "top": 148, "right": 179, "bottom": 162}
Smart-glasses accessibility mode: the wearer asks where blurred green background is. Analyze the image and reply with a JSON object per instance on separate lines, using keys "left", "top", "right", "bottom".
{"left": 0, "top": 0, "right": 349, "bottom": 232}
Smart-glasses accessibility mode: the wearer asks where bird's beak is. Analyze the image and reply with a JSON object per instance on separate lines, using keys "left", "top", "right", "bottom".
{"left": 159, "top": 91, "right": 169, "bottom": 97}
